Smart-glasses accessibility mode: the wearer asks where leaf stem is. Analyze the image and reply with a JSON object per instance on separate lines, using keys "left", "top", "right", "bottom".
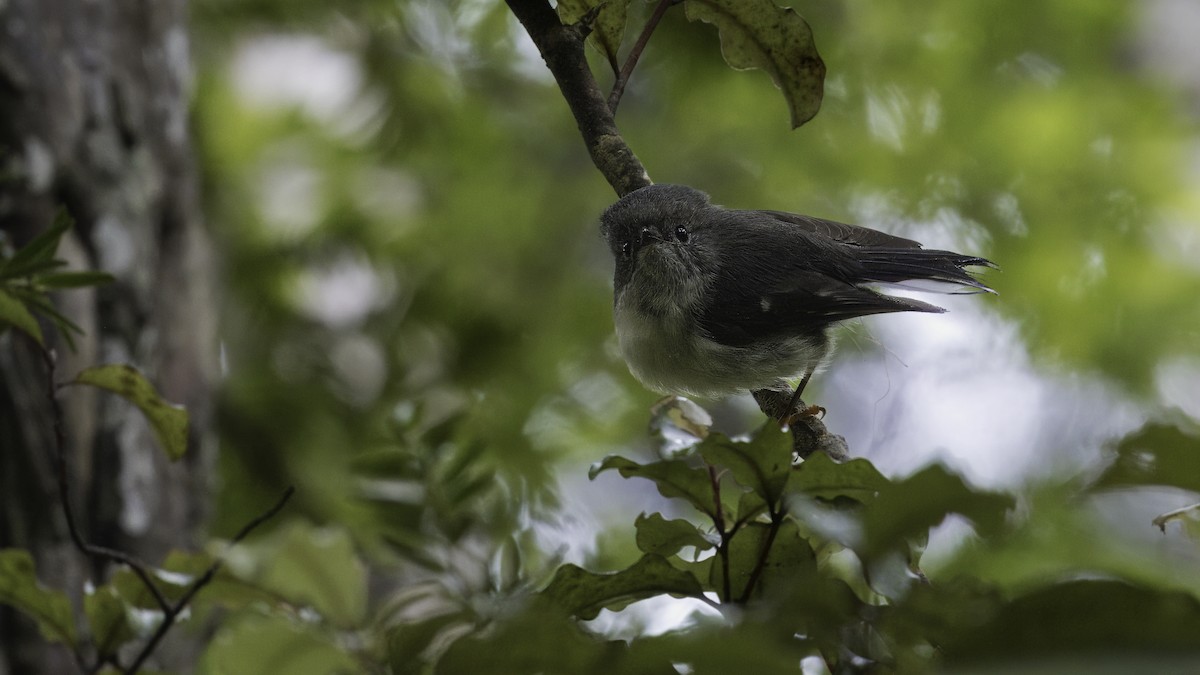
{"left": 737, "top": 502, "right": 783, "bottom": 604}
{"left": 707, "top": 463, "right": 731, "bottom": 603}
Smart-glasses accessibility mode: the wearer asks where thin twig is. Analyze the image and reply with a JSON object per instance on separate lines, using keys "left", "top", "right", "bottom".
{"left": 40, "top": 347, "right": 173, "bottom": 616}
{"left": 124, "top": 485, "right": 295, "bottom": 674}
{"left": 608, "top": 0, "right": 679, "bottom": 115}
{"left": 40, "top": 341, "right": 295, "bottom": 673}
{"left": 737, "top": 503, "right": 784, "bottom": 604}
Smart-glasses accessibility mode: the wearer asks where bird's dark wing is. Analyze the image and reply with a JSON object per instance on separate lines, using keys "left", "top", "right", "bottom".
{"left": 754, "top": 210, "right": 924, "bottom": 249}
{"left": 694, "top": 208, "right": 992, "bottom": 347}
{"left": 746, "top": 209, "right": 996, "bottom": 293}
{"left": 699, "top": 269, "right": 943, "bottom": 347}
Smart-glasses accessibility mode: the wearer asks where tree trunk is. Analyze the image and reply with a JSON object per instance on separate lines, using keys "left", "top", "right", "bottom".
{"left": 0, "top": 0, "right": 214, "bottom": 672}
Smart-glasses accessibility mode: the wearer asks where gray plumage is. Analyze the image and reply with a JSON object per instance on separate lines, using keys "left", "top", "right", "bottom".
{"left": 600, "top": 184, "right": 995, "bottom": 399}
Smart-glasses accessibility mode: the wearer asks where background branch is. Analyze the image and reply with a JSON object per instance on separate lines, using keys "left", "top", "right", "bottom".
{"left": 39, "top": 342, "right": 294, "bottom": 673}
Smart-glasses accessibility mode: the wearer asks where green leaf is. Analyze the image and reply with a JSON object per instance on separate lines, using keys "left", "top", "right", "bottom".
{"left": 72, "top": 364, "right": 189, "bottom": 460}
{"left": 555, "top": 0, "right": 631, "bottom": 74}
{"left": 387, "top": 610, "right": 471, "bottom": 675}
{"left": 0, "top": 288, "right": 44, "bottom": 345}
{"left": 436, "top": 601, "right": 631, "bottom": 675}
{"left": 0, "top": 549, "right": 77, "bottom": 646}
{"left": 541, "top": 553, "right": 705, "bottom": 620}
{"left": 791, "top": 452, "right": 891, "bottom": 502}
{"left": 8, "top": 286, "right": 81, "bottom": 351}
{"left": 683, "top": 0, "right": 825, "bottom": 128}
{"left": 0, "top": 209, "right": 71, "bottom": 279}
{"left": 252, "top": 521, "right": 368, "bottom": 626}
{"left": 85, "top": 583, "right": 138, "bottom": 657}
{"left": 861, "top": 465, "right": 1013, "bottom": 558}
{"left": 942, "top": 581, "right": 1200, "bottom": 661}
{"left": 37, "top": 271, "right": 116, "bottom": 289}
{"left": 698, "top": 425, "right": 791, "bottom": 503}
{"left": 734, "top": 490, "right": 769, "bottom": 526}
{"left": 624, "top": 618, "right": 814, "bottom": 675}
{"left": 710, "top": 519, "right": 815, "bottom": 600}
{"left": 1092, "top": 420, "right": 1200, "bottom": 493}
{"left": 635, "top": 512, "right": 714, "bottom": 557}
{"left": 200, "top": 613, "right": 359, "bottom": 675}
{"left": 590, "top": 455, "right": 720, "bottom": 518}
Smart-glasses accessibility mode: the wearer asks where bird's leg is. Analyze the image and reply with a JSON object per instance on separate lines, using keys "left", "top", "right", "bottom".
{"left": 783, "top": 372, "right": 824, "bottom": 424}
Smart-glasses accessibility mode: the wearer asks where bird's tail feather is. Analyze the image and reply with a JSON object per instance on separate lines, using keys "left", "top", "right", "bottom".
{"left": 856, "top": 249, "right": 996, "bottom": 294}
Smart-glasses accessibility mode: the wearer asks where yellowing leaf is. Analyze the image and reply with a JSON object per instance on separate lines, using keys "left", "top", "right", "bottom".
{"left": 684, "top": 0, "right": 825, "bottom": 128}
{"left": 73, "top": 364, "right": 189, "bottom": 460}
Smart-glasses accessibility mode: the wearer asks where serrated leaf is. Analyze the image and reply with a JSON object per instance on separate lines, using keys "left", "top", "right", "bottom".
{"left": 684, "top": 0, "right": 825, "bottom": 128}
{"left": 711, "top": 520, "right": 815, "bottom": 600}
{"left": 635, "top": 512, "right": 713, "bottom": 557}
{"left": 555, "top": 0, "right": 631, "bottom": 74}
{"left": 1092, "top": 421, "right": 1200, "bottom": 493}
{"left": 72, "top": 364, "right": 189, "bottom": 460}
{"left": 791, "top": 452, "right": 891, "bottom": 502}
{"left": 0, "top": 210, "right": 71, "bottom": 279}
{"left": 541, "top": 554, "right": 705, "bottom": 620}
{"left": 0, "top": 288, "right": 44, "bottom": 344}
{"left": 37, "top": 271, "right": 116, "bottom": 289}
{"left": 0, "top": 549, "right": 77, "bottom": 646}
{"left": 861, "top": 464, "right": 1013, "bottom": 558}
{"left": 698, "top": 425, "right": 791, "bottom": 503}
{"left": 590, "top": 455, "right": 720, "bottom": 518}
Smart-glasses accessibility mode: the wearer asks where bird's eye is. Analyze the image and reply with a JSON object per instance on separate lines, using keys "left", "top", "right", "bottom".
{"left": 674, "top": 225, "right": 689, "bottom": 242}
{"left": 620, "top": 241, "right": 631, "bottom": 260}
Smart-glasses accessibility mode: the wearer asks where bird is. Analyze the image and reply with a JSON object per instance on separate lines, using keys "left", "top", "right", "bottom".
{"left": 600, "top": 183, "right": 995, "bottom": 415}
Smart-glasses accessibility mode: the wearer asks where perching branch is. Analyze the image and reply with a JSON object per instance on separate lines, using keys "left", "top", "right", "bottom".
{"left": 504, "top": 0, "right": 650, "bottom": 197}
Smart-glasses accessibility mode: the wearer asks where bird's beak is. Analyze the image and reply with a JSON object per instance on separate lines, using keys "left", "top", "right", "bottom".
{"left": 638, "top": 226, "right": 657, "bottom": 246}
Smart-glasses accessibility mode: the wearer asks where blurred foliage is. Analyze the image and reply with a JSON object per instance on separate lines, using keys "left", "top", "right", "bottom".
{"left": 159, "top": 0, "right": 1200, "bottom": 672}
{"left": 0, "top": 210, "right": 114, "bottom": 350}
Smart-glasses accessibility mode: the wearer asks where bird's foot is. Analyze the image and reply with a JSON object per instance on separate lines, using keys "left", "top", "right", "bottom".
{"left": 781, "top": 404, "right": 825, "bottom": 429}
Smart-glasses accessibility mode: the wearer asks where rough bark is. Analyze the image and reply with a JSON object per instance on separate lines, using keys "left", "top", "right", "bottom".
{"left": 0, "top": 0, "right": 214, "bottom": 671}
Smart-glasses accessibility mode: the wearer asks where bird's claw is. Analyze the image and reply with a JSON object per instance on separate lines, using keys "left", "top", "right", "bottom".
{"left": 780, "top": 404, "right": 825, "bottom": 429}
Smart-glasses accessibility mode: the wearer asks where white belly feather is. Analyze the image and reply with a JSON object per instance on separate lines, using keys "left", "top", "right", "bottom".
{"left": 613, "top": 293, "right": 825, "bottom": 399}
